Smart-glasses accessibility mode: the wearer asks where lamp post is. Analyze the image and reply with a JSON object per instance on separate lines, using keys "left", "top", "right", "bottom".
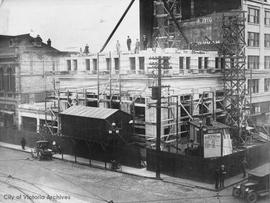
{"left": 198, "top": 120, "right": 207, "bottom": 157}
{"left": 108, "top": 122, "right": 120, "bottom": 162}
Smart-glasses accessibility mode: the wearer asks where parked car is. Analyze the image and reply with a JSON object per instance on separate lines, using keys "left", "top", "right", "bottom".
{"left": 31, "top": 140, "right": 53, "bottom": 160}
{"left": 232, "top": 163, "right": 270, "bottom": 203}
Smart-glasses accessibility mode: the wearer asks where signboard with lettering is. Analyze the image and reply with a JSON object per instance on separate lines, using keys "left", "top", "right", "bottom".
{"left": 180, "top": 13, "right": 223, "bottom": 50}
{"left": 204, "top": 133, "right": 221, "bottom": 158}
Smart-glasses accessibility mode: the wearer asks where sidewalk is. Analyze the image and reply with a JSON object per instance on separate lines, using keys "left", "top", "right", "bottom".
{"left": 0, "top": 141, "right": 246, "bottom": 191}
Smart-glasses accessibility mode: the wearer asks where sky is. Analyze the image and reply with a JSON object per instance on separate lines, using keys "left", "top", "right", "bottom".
{"left": 0, "top": 0, "right": 140, "bottom": 52}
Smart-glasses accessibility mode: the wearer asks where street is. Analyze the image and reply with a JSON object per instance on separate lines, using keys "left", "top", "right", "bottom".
{"left": 0, "top": 147, "right": 268, "bottom": 203}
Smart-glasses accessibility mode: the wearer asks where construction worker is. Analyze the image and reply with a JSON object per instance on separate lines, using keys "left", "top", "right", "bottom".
{"left": 116, "top": 40, "right": 121, "bottom": 55}
{"left": 127, "top": 36, "right": 131, "bottom": 51}
{"left": 84, "top": 44, "right": 89, "bottom": 54}
{"left": 142, "top": 35, "right": 148, "bottom": 50}
{"left": 135, "top": 39, "right": 140, "bottom": 53}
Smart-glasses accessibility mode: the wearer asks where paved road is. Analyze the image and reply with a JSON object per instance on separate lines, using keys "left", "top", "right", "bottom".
{"left": 0, "top": 147, "right": 269, "bottom": 203}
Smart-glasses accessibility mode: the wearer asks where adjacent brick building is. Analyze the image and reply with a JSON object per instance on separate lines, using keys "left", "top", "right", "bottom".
{"left": 0, "top": 34, "right": 67, "bottom": 127}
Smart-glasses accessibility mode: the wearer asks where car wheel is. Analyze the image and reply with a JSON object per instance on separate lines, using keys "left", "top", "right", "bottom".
{"left": 232, "top": 188, "right": 240, "bottom": 197}
{"left": 247, "top": 192, "right": 258, "bottom": 203}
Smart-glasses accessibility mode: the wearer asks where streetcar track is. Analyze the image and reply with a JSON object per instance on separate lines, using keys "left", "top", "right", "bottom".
{"left": 0, "top": 171, "right": 58, "bottom": 203}
{"left": 0, "top": 179, "right": 35, "bottom": 203}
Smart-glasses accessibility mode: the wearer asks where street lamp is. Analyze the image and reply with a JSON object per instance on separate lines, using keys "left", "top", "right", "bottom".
{"left": 108, "top": 122, "right": 120, "bottom": 168}
{"left": 198, "top": 120, "right": 207, "bottom": 157}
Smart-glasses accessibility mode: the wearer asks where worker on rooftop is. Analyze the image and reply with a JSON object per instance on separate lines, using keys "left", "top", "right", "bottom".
{"left": 135, "top": 39, "right": 140, "bottom": 54}
{"left": 127, "top": 36, "right": 131, "bottom": 51}
{"left": 142, "top": 35, "right": 148, "bottom": 50}
{"left": 116, "top": 40, "right": 121, "bottom": 55}
{"left": 84, "top": 44, "right": 89, "bottom": 55}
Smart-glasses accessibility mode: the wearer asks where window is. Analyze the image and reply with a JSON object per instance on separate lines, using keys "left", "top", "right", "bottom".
{"left": 130, "top": 57, "right": 136, "bottom": 71}
{"left": 266, "top": 34, "right": 270, "bottom": 47}
{"left": 179, "top": 57, "right": 184, "bottom": 70}
{"left": 73, "top": 60, "right": 78, "bottom": 71}
{"left": 139, "top": 57, "right": 145, "bottom": 70}
{"left": 215, "top": 58, "right": 219, "bottom": 69}
{"left": 67, "top": 60, "right": 71, "bottom": 71}
{"left": 0, "top": 68, "right": 3, "bottom": 91}
{"left": 215, "top": 57, "right": 225, "bottom": 69}
{"left": 198, "top": 57, "right": 202, "bottom": 69}
{"left": 85, "top": 59, "right": 90, "bottom": 71}
{"left": 9, "top": 39, "right": 14, "bottom": 47}
{"left": 248, "top": 32, "right": 260, "bottom": 47}
{"left": 248, "top": 79, "right": 259, "bottom": 93}
{"left": 265, "top": 78, "right": 270, "bottom": 92}
{"left": 221, "top": 58, "right": 225, "bottom": 69}
{"left": 265, "top": 56, "right": 270, "bottom": 69}
{"left": 186, "top": 57, "right": 190, "bottom": 69}
{"left": 93, "top": 59, "right": 97, "bottom": 71}
{"left": 248, "top": 56, "right": 260, "bottom": 69}
{"left": 7, "top": 68, "right": 12, "bottom": 91}
{"left": 248, "top": 7, "right": 259, "bottom": 24}
{"left": 114, "top": 58, "right": 120, "bottom": 71}
{"left": 106, "top": 58, "right": 111, "bottom": 71}
{"left": 265, "top": 10, "right": 270, "bottom": 25}
{"left": 254, "top": 105, "right": 261, "bottom": 114}
{"left": 204, "top": 57, "right": 208, "bottom": 69}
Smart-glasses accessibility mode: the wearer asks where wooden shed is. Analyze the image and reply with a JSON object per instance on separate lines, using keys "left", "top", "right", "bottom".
{"left": 59, "top": 105, "right": 140, "bottom": 165}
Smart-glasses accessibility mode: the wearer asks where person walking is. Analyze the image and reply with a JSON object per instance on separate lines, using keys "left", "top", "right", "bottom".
{"left": 241, "top": 157, "right": 248, "bottom": 178}
{"left": 219, "top": 164, "right": 227, "bottom": 188}
{"left": 21, "top": 137, "right": 26, "bottom": 150}
{"left": 127, "top": 36, "right": 131, "bottom": 51}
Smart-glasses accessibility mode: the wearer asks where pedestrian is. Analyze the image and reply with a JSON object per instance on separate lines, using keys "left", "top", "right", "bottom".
{"left": 142, "top": 35, "right": 148, "bottom": 50}
{"left": 127, "top": 36, "right": 131, "bottom": 51}
{"left": 58, "top": 144, "right": 62, "bottom": 154}
{"left": 241, "top": 157, "right": 248, "bottom": 178}
{"left": 116, "top": 40, "right": 121, "bottom": 55}
{"left": 219, "top": 164, "right": 227, "bottom": 188}
{"left": 135, "top": 39, "right": 140, "bottom": 53}
{"left": 21, "top": 137, "right": 26, "bottom": 150}
{"left": 215, "top": 167, "right": 220, "bottom": 190}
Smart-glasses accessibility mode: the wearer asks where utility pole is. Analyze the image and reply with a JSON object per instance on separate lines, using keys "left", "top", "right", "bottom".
{"left": 149, "top": 56, "right": 171, "bottom": 179}
{"left": 156, "top": 57, "right": 162, "bottom": 179}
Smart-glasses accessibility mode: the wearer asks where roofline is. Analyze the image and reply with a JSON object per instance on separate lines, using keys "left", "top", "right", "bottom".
{"left": 0, "top": 33, "right": 62, "bottom": 52}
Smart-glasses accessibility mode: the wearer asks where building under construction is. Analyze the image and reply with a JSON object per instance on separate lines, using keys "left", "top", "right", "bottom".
{"left": 8, "top": 0, "right": 270, "bottom": 181}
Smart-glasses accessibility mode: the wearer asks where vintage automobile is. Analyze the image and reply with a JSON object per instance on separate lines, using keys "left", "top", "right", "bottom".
{"left": 31, "top": 140, "right": 53, "bottom": 160}
{"left": 232, "top": 163, "right": 270, "bottom": 203}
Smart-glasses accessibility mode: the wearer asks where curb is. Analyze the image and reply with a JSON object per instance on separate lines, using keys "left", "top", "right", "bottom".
{"left": 0, "top": 144, "right": 32, "bottom": 154}
{"left": 0, "top": 144, "right": 244, "bottom": 191}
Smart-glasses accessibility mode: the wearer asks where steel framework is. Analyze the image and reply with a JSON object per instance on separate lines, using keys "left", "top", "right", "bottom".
{"left": 220, "top": 12, "right": 248, "bottom": 142}
{"left": 153, "top": 0, "right": 188, "bottom": 49}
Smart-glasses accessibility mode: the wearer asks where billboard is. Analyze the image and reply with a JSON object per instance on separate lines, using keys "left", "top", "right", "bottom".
{"left": 180, "top": 13, "right": 223, "bottom": 50}
{"left": 139, "top": 0, "right": 242, "bottom": 48}
{"left": 181, "top": 0, "right": 242, "bottom": 20}
{"left": 204, "top": 133, "right": 221, "bottom": 158}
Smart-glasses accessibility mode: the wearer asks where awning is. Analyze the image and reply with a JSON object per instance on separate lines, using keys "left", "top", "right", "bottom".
{"left": 0, "top": 110, "right": 14, "bottom": 115}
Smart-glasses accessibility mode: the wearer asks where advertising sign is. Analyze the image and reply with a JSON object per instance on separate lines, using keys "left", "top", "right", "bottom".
{"left": 204, "top": 133, "right": 221, "bottom": 158}
{"left": 180, "top": 13, "right": 223, "bottom": 50}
